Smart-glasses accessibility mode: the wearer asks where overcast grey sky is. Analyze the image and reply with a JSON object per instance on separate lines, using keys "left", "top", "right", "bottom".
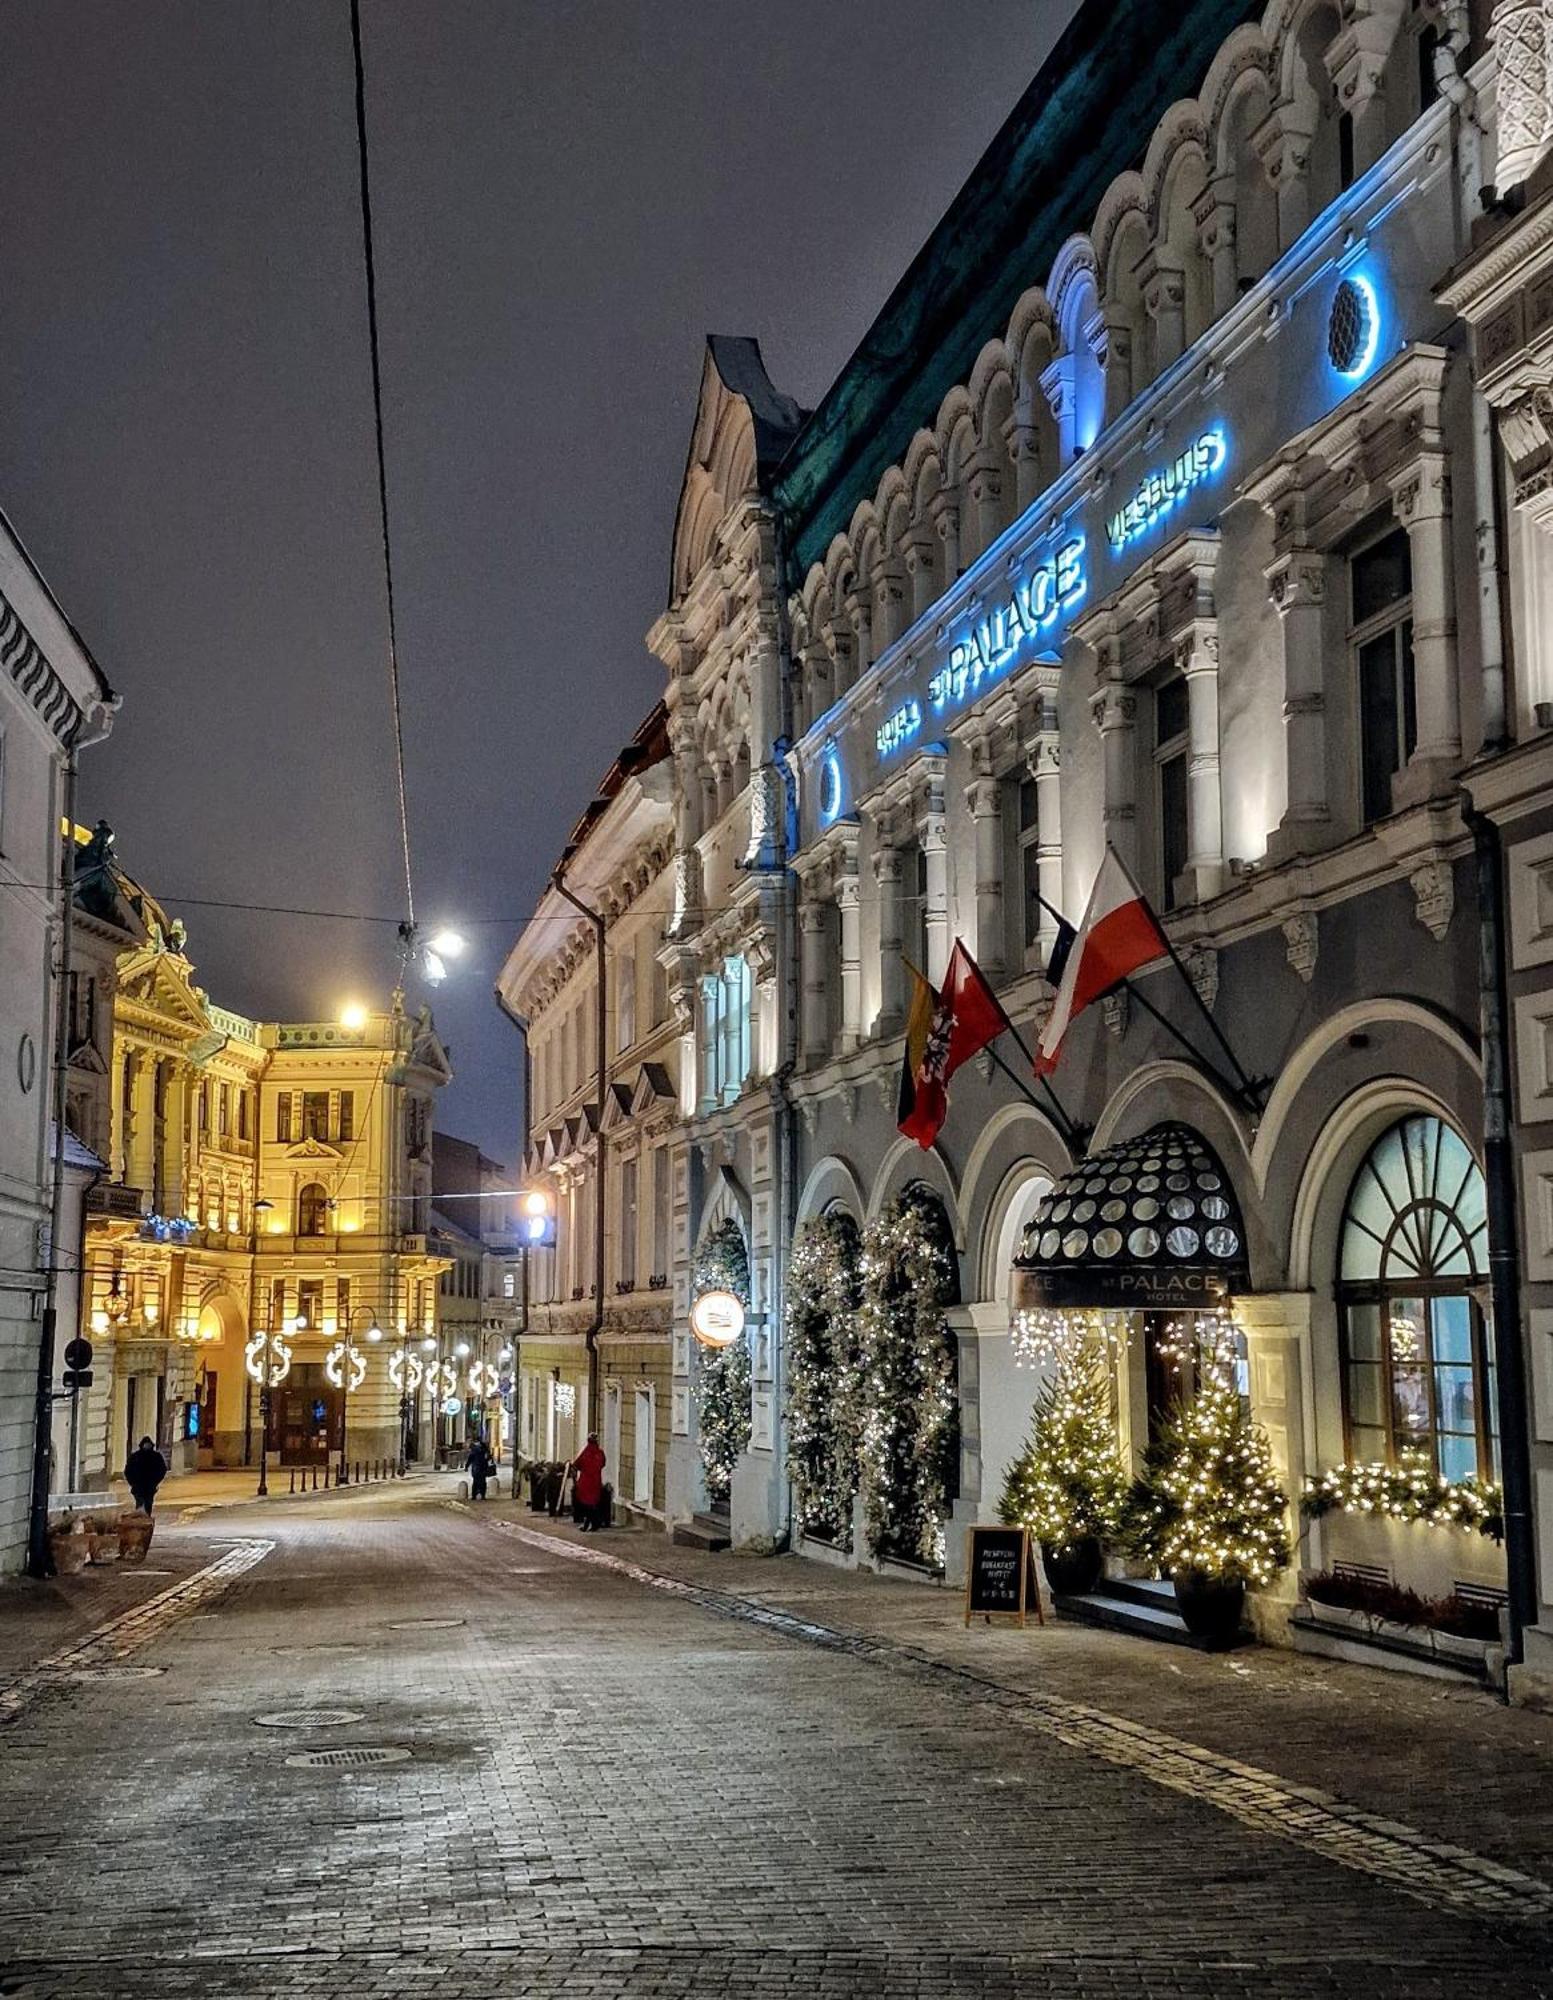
{"left": 0, "top": 0, "right": 1076, "bottom": 1165}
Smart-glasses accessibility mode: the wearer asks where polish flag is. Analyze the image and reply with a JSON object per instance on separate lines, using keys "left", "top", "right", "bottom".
{"left": 1033, "top": 850, "right": 1168, "bottom": 1076}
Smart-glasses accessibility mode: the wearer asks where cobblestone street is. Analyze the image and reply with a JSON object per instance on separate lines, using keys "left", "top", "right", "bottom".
{"left": 3, "top": 1481, "right": 1552, "bottom": 1998}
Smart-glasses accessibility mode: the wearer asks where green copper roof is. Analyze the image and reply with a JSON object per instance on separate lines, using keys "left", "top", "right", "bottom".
{"left": 774, "top": 0, "right": 1264, "bottom": 578}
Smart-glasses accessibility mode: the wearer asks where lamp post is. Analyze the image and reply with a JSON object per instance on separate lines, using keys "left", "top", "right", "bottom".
{"left": 247, "top": 1317, "right": 295, "bottom": 1500}
{"left": 329, "top": 1311, "right": 379, "bottom": 1486}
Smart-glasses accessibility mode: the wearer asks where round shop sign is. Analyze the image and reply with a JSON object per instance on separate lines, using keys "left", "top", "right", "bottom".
{"left": 689, "top": 1289, "right": 745, "bottom": 1350}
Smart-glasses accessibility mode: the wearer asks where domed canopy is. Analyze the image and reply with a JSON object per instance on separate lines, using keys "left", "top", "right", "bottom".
{"left": 1012, "top": 1121, "right": 1248, "bottom": 1311}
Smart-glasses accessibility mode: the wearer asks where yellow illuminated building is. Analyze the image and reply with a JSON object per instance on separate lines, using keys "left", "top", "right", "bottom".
{"left": 67, "top": 827, "right": 450, "bottom": 1487}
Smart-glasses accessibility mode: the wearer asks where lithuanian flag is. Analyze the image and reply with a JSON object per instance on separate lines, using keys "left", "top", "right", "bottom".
{"left": 896, "top": 963, "right": 941, "bottom": 1148}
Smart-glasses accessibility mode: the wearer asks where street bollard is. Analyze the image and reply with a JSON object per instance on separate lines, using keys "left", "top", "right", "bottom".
{"left": 288, "top": 1469, "right": 295, "bottom": 1496}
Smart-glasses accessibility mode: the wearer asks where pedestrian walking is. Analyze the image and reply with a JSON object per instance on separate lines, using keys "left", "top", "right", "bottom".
{"left": 571, "top": 1432, "right": 607, "bottom": 1532}
{"left": 465, "top": 1436, "right": 490, "bottom": 1501}
{"left": 124, "top": 1436, "right": 166, "bottom": 1516}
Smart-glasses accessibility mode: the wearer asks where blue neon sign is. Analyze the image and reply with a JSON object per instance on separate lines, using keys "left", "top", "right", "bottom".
{"left": 817, "top": 744, "right": 843, "bottom": 824}
{"left": 1328, "top": 272, "right": 1380, "bottom": 382}
{"left": 1106, "top": 428, "right": 1228, "bottom": 552}
{"left": 930, "top": 536, "right": 1085, "bottom": 715}
{"left": 875, "top": 699, "right": 922, "bottom": 758}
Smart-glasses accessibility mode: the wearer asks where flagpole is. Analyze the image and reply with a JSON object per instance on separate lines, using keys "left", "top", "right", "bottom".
{"left": 984, "top": 992, "right": 1085, "bottom": 1149}
{"left": 1031, "top": 884, "right": 1260, "bottom": 1113}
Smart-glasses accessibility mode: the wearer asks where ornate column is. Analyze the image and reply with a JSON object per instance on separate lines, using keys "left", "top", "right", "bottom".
{"left": 802, "top": 639, "right": 833, "bottom": 732}
{"left": 161, "top": 1064, "right": 190, "bottom": 1220}
{"left": 967, "top": 454, "right": 1005, "bottom": 555}
{"left": 1493, "top": 0, "right": 1553, "bottom": 193}
{"left": 1101, "top": 312, "right": 1134, "bottom": 426}
{"left": 798, "top": 890, "right": 830, "bottom": 1067}
{"left": 1039, "top": 354, "right": 1078, "bottom": 468}
{"left": 917, "top": 755, "right": 950, "bottom": 985}
{"left": 1390, "top": 452, "right": 1462, "bottom": 804}
{"left": 1027, "top": 692, "right": 1063, "bottom": 960}
{"left": 1265, "top": 548, "right": 1331, "bottom": 858}
{"left": 873, "top": 558, "right": 907, "bottom": 657}
{"left": 965, "top": 739, "right": 1005, "bottom": 977}
{"left": 832, "top": 824, "right": 863, "bottom": 1052}
{"left": 903, "top": 526, "right": 938, "bottom": 625}
{"left": 931, "top": 490, "right": 962, "bottom": 589}
{"left": 844, "top": 588, "right": 873, "bottom": 678}
{"left": 826, "top": 619, "right": 856, "bottom": 702}
{"left": 746, "top": 596, "right": 789, "bottom": 871}
{"left": 668, "top": 712, "right": 703, "bottom": 936}
{"left": 1140, "top": 250, "right": 1186, "bottom": 372}
{"left": 1090, "top": 671, "right": 1139, "bottom": 877}
{"left": 1178, "top": 628, "right": 1225, "bottom": 903}
{"left": 126, "top": 1051, "right": 155, "bottom": 1198}
{"left": 873, "top": 833, "right": 906, "bottom": 1035}
{"left": 1196, "top": 180, "right": 1238, "bottom": 320}
{"left": 1005, "top": 414, "right": 1044, "bottom": 513}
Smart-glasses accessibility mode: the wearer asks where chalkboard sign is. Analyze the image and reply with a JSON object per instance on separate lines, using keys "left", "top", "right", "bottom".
{"left": 964, "top": 1525, "right": 1042, "bottom": 1627}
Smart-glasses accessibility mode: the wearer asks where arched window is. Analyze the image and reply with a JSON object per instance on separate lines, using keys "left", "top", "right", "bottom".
{"left": 297, "top": 1181, "right": 331, "bottom": 1237}
{"left": 1337, "top": 1115, "right": 1497, "bottom": 1483}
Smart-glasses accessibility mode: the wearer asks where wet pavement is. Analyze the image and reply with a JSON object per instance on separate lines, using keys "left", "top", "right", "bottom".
{"left": 1, "top": 1479, "right": 1550, "bottom": 1997}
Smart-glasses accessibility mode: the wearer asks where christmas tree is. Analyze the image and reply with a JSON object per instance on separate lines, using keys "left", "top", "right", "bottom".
{"left": 784, "top": 1213, "right": 863, "bottom": 1544}
{"left": 1136, "top": 1361, "right": 1290, "bottom": 1588}
{"left": 1000, "top": 1353, "right": 1126, "bottom": 1551}
{"left": 693, "top": 1219, "right": 751, "bottom": 1502}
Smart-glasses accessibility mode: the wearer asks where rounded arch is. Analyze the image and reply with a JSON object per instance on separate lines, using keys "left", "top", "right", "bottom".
{"left": 796, "top": 1153, "right": 867, "bottom": 1229}
{"left": 978, "top": 1160, "right": 1061, "bottom": 1306}
{"left": 1286, "top": 1075, "right": 1470, "bottom": 1293}
{"left": 867, "top": 1136, "right": 960, "bottom": 1242}
{"left": 693, "top": 1162, "right": 751, "bottom": 1257}
{"left": 194, "top": 1284, "right": 247, "bottom": 1348}
{"left": 957, "top": 1101, "right": 1072, "bottom": 1254}
{"left": 1252, "top": 998, "right": 1481, "bottom": 1197}
{"left": 1091, "top": 1058, "right": 1253, "bottom": 1160}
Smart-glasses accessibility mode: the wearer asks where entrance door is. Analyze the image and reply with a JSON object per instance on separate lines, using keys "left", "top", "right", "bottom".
{"left": 1143, "top": 1313, "right": 1194, "bottom": 1447}
{"left": 269, "top": 1364, "right": 337, "bottom": 1466}
{"left": 603, "top": 1383, "right": 622, "bottom": 1489}
{"left": 196, "top": 1372, "right": 218, "bottom": 1463}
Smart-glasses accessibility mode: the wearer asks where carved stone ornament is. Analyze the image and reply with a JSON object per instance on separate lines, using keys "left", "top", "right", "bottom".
{"left": 1187, "top": 945, "right": 1219, "bottom": 1013}
{"left": 1102, "top": 989, "right": 1130, "bottom": 1041}
{"left": 1409, "top": 861, "right": 1455, "bottom": 942}
{"left": 1282, "top": 911, "right": 1319, "bottom": 984}
{"left": 1493, "top": 0, "right": 1553, "bottom": 193}
{"left": 975, "top": 1048, "right": 996, "bottom": 1085}
{"left": 873, "top": 1067, "right": 899, "bottom": 1111}
{"left": 797, "top": 1097, "right": 820, "bottom": 1137}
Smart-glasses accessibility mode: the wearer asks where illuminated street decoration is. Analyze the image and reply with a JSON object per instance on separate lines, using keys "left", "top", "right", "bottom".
{"left": 818, "top": 744, "right": 843, "bottom": 824}
{"left": 1105, "top": 428, "right": 1228, "bottom": 551}
{"left": 930, "top": 537, "right": 1084, "bottom": 714}
{"left": 441, "top": 1394, "right": 463, "bottom": 1417}
{"left": 554, "top": 1381, "right": 578, "bottom": 1419}
{"left": 388, "top": 1351, "right": 424, "bottom": 1394}
{"left": 432, "top": 1359, "right": 459, "bottom": 1400}
{"left": 690, "top": 1288, "right": 746, "bottom": 1350}
{"left": 875, "top": 698, "right": 921, "bottom": 758}
{"left": 467, "top": 1359, "right": 501, "bottom": 1397}
{"left": 244, "top": 1331, "right": 293, "bottom": 1386}
{"left": 324, "top": 1341, "right": 368, "bottom": 1392}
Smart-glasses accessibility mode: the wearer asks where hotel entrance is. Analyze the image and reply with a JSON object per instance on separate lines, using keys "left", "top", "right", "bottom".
{"left": 268, "top": 1362, "right": 339, "bottom": 1467}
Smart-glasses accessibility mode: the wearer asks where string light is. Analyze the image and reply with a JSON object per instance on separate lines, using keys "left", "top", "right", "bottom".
{"left": 244, "top": 1331, "right": 293, "bottom": 1387}
{"left": 693, "top": 1221, "right": 752, "bottom": 1502}
{"left": 785, "top": 1214, "right": 864, "bottom": 1544}
{"left": 1300, "top": 1458, "right": 1504, "bottom": 1543}
{"left": 1011, "top": 1307, "right": 1126, "bottom": 1370}
{"left": 1000, "top": 1352, "right": 1126, "bottom": 1551}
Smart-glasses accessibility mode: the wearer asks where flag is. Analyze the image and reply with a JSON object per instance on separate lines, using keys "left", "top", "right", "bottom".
{"left": 1034, "top": 849, "right": 1168, "bottom": 1076}
{"left": 897, "top": 940, "right": 1008, "bottom": 1149}
{"left": 896, "top": 964, "right": 940, "bottom": 1147}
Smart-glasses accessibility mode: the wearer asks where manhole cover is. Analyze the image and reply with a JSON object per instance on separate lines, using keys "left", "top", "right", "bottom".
{"left": 386, "top": 1618, "right": 464, "bottom": 1631}
{"left": 269, "top": 1642, "right": 362, "bottom": 1657}
{"left": 253, "top": 1709, "right": 363, "bottom": 1729}
{"left": 285, "top": 1746, "right": 410, "bottom": 1769}
{"left": 63, "top": 1666, "right": 166, "bottom": 1683}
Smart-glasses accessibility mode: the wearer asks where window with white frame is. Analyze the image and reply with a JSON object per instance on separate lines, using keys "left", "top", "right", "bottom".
{"left": 701, "top": 956, "right": 752, "bottom": 1106}
{"left": 1350, "top": 526, "right": 1416, "bottom": 827}
{"left": 1016, "top": 773, "right": 1042, "bottom": 948}
{"left": 1153, "top": 673, "right": 1190, "bottom": 910}
{"left": 650, "top": 1144, "right": 670, "bottom": 1279}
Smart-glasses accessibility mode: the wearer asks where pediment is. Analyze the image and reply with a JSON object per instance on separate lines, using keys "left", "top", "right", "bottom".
{"left": 67, "top": 1040, "right": 108, "bottom": 1076}
{"left": 599, "top": 1083, "right": 634, "bottom": 1131}
{"left": 629, "top": 1063, "right": 675, "bottom": 1116}
{"left": 283, "top": 1138, "right": 343, "bottom": 1162}
{"left": 116, "top": 950, "right": 213, "bottom": 1036}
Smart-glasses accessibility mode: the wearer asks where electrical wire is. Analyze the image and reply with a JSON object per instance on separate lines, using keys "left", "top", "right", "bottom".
{"left": 349, "top": 0, "right": 416, "bottom": 933}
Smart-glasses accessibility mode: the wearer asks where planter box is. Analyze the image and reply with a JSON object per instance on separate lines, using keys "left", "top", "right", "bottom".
{"left": 1291, "top": 1599, "right": 1504, "bottom": 1688}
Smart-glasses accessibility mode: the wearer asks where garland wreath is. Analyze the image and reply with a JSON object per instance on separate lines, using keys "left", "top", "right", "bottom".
{"left": 692, "top": 1218, "right": 752, "bottom": 1502}
{"left": 858, "top": 1186, "right": 959, "bottom": 1568}
{"left": 784, "top": 1211, "right": 863, "bottom": 1545}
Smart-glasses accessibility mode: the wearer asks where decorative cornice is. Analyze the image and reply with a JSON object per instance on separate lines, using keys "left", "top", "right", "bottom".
{"left": 0, "top": 590, "right": 82, "bottom": 746}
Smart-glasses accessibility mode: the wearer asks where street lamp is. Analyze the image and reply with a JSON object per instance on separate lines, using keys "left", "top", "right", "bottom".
{"left": 326, "top": 1313, "right": 373, "bottom": 1486}
{"left": 246, "top": 1319, "right": 295, "bottom": 1499}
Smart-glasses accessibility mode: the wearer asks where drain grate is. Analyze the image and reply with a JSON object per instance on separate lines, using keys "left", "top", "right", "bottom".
{"left": 253, "top": 1709, "right": 363, "bottom": 1729}
{"left": 285, "top": 1746, "right": 410, "bottom": 1769}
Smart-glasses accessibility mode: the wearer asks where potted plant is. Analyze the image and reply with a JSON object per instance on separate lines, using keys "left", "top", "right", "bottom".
{"left": 1132, "top": 1367, "right": 1290, "bottom": 1642}
{"left": 118, "top": 1510, "right": 155, "bottom": 1563}
{"left": 47, "top": 1514, "right": 89, "bottom": 1576}
{"left": 1000, "top": 1353, "right": 1126, "bottom": 1595}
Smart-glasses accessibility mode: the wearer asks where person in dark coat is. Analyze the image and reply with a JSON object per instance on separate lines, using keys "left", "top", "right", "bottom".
{"left": 465, "top": 1437, "right": 490, "bottom": 1501}
{"left": 571, "top": 1433, "right": 607, "bottom": 1532}
{"left": 124, "top": 1437, "right": 166, "bottom": 1515}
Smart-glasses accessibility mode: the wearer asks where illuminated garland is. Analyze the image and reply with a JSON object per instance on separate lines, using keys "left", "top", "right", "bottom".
{"left": 1300, "top": 1458, "right": 1504, "bottom": 1544}
{"left": 858, "top": 1187, "right": 959, "bottom": 1569}
{"left": 693, "top": 1220, "right": 751, "bottom": 1501}
{"left": 999, "top": 1353, "right": 1126, "bottom": 1550}
{"left": 784, "top": 1213, "right": 863, "bottom": 1545}
{"left": 1131, "top": 1348, "right": 1290, "bottom": 1589}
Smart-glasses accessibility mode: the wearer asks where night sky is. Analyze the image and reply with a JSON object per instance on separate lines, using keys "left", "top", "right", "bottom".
{"left": 0, "top": 0, "right": 1076, "bottom": 1168}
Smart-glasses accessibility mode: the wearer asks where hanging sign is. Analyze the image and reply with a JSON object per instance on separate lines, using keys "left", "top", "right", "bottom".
{"left": 964, "top": 1524, "right": 1043, "bottom": 1627}
{"left": 690, "top": 1289, "right": 745, "bottom": 1350}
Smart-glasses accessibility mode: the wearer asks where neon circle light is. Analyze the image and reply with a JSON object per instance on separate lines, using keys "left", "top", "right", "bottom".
{"left": 818, "top": 746, "right": 843, "bottom": 825}
{"left": 690, "top": 1288, "right": 745, "bottom": 1350}
{"left": 1329, "top": 274, "right": 1379, "bottom": 380}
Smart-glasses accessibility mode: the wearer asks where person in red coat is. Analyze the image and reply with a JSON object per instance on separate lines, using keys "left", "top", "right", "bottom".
{"left": 571, "top": 1433, "right": 607, "bottom": 1532}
